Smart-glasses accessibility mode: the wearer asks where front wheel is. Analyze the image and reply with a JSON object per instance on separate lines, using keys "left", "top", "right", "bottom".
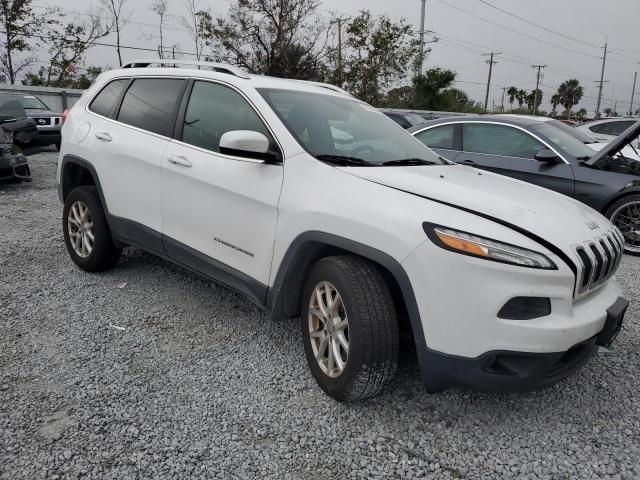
{"left": 301, "top": 256, "right": 399, "bottom": 402}
{"left": 606, "top": 195, "right": 640, "bottom": 256}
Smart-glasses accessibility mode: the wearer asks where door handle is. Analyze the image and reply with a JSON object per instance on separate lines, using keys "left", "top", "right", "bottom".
{"left": 168, "top": 155, "right": 193, "bottom": 168}
{"left": 95, "top": 131, "right": 112, "bottom": 142}
{"left": 461, "top": 159, "right": 477, "bottom": 165}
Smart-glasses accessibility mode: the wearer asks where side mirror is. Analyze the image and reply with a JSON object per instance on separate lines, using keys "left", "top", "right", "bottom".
{"left": 535, "top": 149, "right": 561, "bottom": 163}
{"left": 219, "top": 130, "right": 280, "bottom": 162}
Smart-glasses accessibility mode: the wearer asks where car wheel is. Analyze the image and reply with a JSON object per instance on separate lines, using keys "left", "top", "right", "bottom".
{"left": 301, "top": 255, "right": 399, "bottom": 401}
{"left": 606, "top": 195, "right": 640, "bottom": 256}
{"left": 63, "top": 186, "right": 122, "bottom": 271}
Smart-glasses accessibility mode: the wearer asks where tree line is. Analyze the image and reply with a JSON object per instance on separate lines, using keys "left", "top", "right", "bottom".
{"left": 0, "top": 0, "right": 596, "bottom": 117}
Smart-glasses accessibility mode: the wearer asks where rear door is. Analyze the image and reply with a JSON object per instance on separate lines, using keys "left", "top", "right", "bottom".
{"left": 161, "top": 80, "right": 284, "bottom": 301}
{"left": 458, "top": 122, "right": 575, "bottom": 198}
{"left": 413, "top": 124, "right": 461, "bottom": 161}
{"left": 86, "top": 77, "right": 187, "bottom": 252}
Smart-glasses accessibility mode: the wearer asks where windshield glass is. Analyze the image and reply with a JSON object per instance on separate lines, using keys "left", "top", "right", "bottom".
{"left": 530, "top": 123, "right": 596, "bottom": 160}
{"left": 549, "top": 119, "right": 596, "bottom": 144}
{"left": 258, "top": 88, "right": 444, "bottom": 166}
{"left": 19, "top": 95, "right": 49, "bottom": 110}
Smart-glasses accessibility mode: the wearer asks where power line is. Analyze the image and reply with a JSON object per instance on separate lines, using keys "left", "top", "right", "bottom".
{"left": 474, "top": 0, "right": 601, "bottom": 50}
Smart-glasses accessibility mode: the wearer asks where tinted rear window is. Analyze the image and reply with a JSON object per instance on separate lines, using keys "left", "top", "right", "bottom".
{"left": 117, "top": 78, "right": 186, "bottom": 136}
{"left": 89, "top": 79, "right": 129, "bottom": 117}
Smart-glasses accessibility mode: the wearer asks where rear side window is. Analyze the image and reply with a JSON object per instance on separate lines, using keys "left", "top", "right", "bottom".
{"left": 89, "top": 79, "right": 128, "bottom": 117}
{"left": 181, "top": 81, "right": 269, "bottom": 153}
{"left": 117, "top": 78, "right": 186, "bottom": 136}
{"left": 589, "top": 121, "right": 634, "bottom": 136}
{"left": 415, "top": 125, "right": 456, "bottom": 150}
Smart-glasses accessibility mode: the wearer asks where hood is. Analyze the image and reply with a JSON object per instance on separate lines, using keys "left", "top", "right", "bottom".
{"left": 587, "top": 120, "right": 640, "bottom": 165}
{"left": 340, "top": 164, "right": 612, "bottom": 251}
{"left": 587, "top": 142, "right": 640, "bottom": 162}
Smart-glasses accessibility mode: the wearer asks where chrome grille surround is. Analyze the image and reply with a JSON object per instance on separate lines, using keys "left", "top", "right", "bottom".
{"left": 573, "top": 229, "right": 624, "bottom": 297}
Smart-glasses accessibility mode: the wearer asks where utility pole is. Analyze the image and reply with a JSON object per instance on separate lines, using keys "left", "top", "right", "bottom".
{"left": 331, "top": 17, "right": 348, "bottom": 86}
{"left": 595, "top": 41, "right": 608, "bottom": 119}
{"left": 482, "top": 52, "right": 501, "bottom": 113}
{"left": 629, "top": 70, "right": 637, "bottom": 116}
{"left": 418, "top": 0, "right": 427, "bottom": 76}
{"left": 531, "top": 64, "right": 547, "bottom": 115}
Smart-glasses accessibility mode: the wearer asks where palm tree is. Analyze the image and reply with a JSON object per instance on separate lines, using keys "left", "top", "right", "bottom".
{"left": 516, "top": 89, "right": 527, "bottom": 110}
{"left": 557, "top": 79, "right": 584, "bottom": 118}
{"left": 550, "top": 93, "right": 561, "bottom": 115}
{"left": 526, "top": 89, "right": 543, "bottom": 113}
{"left": 507, "top": 86, "right": 518, "bottom": 111}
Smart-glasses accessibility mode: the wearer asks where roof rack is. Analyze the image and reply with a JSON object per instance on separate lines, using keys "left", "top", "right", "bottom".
{"left": 294, "top": 80, "right": 351, "bottom": 96}
{"left": 121, "top": 59, "right": 251, "bottom": 79}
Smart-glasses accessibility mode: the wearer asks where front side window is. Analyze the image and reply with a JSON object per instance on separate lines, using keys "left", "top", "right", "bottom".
{"left": 415, "top": 125, "right": 457, "bottom": 150}
{"left": 117, "top": 78, "right": 185, "bottom": 136}
{"left": 89, "top": 79, "right": 129, "bottom": 117}
{"left": 259, "top": 88, "right": 443, "bottom": 166}
{"left": 463, "top": 123, "right": 545, "bottom": 159}
{"left": 181, "top": 81, "right": 269, "bottom": 153}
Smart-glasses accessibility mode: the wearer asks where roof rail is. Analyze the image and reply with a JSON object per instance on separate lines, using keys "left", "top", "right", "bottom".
{"left": 294, "top": 80, "right": 351, "bottom": 96}
{"left": 121, "top": 59, "right": 251, "bottom": 79}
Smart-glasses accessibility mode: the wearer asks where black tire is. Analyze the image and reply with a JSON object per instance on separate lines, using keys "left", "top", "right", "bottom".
{"left": 62, "top": 186, "right": 121, "bottom": 271}
{"left": 605, "top": 195, "right": 640, "bottom": 256}
{"left": 300, "top": 255, "right": 399, "bottom": 402}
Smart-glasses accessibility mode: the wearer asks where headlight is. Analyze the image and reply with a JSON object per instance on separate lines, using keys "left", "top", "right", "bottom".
{"left": 424, "top": 223, "right": 557, "bottom": 270}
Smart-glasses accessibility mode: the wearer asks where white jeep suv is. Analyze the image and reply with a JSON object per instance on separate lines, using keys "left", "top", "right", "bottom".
{"left": 57, "top": 60, "right": 629, "bottom": 401}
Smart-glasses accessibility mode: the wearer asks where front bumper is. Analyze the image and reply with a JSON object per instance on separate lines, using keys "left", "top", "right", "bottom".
{"left": 34, "top": 130, "right": 61, "bottom": 145}
{"left": 417, "top": 296, "right": 628, "bottom": 392}
{"left": 0, "top": 156, "right": 30, "bottom": 181}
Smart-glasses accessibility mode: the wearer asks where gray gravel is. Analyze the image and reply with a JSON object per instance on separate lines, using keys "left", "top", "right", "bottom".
{"left": 1, "top": 151, "right": 640, "bottom": 480}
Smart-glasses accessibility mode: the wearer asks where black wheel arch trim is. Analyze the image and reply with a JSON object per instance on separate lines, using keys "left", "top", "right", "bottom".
{"left": 59, "top": 154, "right": 108, "bottom": 208}
{"left": 603, "top": 186, "right": 640, "bottom": 216}
{"left": 267, "top": 231, "right": 426, "bottom": 346}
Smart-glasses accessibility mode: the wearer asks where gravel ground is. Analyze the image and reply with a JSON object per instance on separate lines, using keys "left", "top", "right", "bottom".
{"left": 1, "top": 151, "right": 639, "bottom": 480}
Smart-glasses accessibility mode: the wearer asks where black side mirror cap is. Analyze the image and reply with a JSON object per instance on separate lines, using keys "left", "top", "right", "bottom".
{"left": 535, "top": 149, "right": 561, "bottom": 163}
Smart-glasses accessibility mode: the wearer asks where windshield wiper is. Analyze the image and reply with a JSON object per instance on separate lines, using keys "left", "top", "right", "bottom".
{"left": 382, "top": 158, "right": 437, "bottom": 166}
{"left": 316, "top": 154, "right": 371, "bottom": 166}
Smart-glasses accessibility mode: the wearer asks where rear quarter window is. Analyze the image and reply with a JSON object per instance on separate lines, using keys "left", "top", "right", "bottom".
{"left": 89, "top": 79, "right": 129, "bottom": 117}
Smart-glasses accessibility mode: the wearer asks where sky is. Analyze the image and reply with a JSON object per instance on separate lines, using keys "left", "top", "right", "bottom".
{"left": 34, "top": 0, "right": 640, "bottom": 115}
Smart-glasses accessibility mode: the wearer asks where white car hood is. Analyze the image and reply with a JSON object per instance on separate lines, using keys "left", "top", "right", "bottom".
{"left": 340, "top": 164, "right": 611, "bottom": 249}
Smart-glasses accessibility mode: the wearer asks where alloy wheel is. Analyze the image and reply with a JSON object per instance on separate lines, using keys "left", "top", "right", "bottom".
{"left": 308, "top": 281, "right": 349, "bottom": 378}
{"left": 67, "top": 200, "right": 94, "bottom": 258}
{"left": 611, "top": 201, "right": 640, "bottom": 254}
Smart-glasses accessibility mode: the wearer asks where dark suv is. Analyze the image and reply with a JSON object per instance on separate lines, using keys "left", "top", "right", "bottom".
{"left": 0, "top": 93, "right": 62, "bottom": 149}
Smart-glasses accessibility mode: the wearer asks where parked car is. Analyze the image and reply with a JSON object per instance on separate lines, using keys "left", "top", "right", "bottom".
{"left": 57, "top": 60, "right": 628, "bottom": 400}
{"left": 381, "top": 110, "right": 428, "bottom": 129}
{"left": 410, "top": 116, "right": 640, "bottom": 254}
{"left": 576, "top": 118, "right": 639, "bottom": 144}
{"left": 0, "top": 127, "right": 30, "bottom": 182}
{"left": 0, "top": 93, "right": 62, "bottom": 149}
{"left": 0, "top": 96, "right": 38, "bottom": 147}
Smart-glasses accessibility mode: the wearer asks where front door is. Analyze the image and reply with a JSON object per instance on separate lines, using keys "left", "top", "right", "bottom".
{"left": 161, "top": 80, "right": 284, "bottom": 302}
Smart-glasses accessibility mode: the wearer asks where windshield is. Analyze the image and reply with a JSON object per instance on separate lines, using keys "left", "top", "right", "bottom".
{"left": 549, "top": 120, "right": 596, "bottom": 144}
{"left": 530, "top": 123, "right": 596, "bottom": 160}
{"left": 258, "top": 88, "right": 444, "bottom": 166}
{"left": 18, "top": 95, "right": 49, "bottom": 110}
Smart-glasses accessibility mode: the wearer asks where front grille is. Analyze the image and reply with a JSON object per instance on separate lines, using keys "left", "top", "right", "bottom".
{"left": 574, "top": 229, "right": 624, "bottom": 296}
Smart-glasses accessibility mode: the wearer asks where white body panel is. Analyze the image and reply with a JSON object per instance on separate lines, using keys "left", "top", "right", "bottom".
{"left": 57, "top": 66, "right": 626, "bottom": 367}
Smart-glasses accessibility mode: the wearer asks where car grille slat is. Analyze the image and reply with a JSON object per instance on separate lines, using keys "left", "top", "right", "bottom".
{"left": 574, "top": 229, "right": 623, "bottom": 296}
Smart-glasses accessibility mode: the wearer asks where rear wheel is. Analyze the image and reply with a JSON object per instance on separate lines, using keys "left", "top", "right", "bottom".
{"left": 301, "top": 255, "right": 399, "bottom": 401}
{"left": 606, "top": 195, "right": 640, "bottom": 256}
{"left": 63, "top": 186, "right": 121, "bottom": 271}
